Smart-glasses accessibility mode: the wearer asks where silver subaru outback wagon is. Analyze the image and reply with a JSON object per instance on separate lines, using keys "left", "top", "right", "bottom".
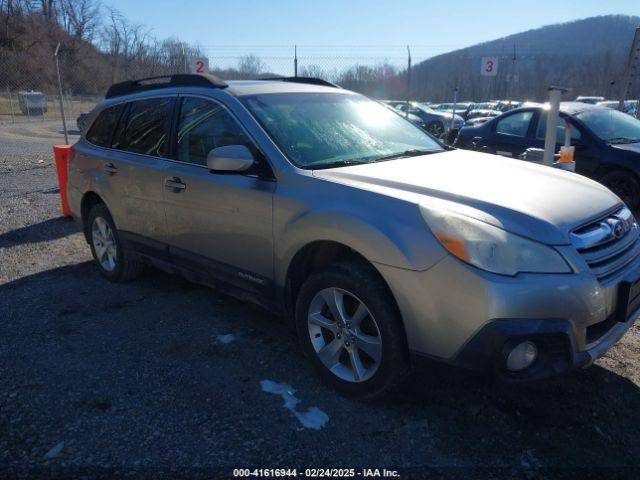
{"left": 67, "top": 74, "right": 640, "bottom": 398}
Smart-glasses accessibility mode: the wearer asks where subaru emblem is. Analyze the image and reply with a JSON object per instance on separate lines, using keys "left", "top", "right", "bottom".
{"left": 611, "top": 219, "right": 627, "bottom": 239}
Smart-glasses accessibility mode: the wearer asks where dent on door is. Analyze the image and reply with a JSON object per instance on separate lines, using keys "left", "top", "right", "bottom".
{"left": 162, "top": 164, "right": 276, "bottom": 280}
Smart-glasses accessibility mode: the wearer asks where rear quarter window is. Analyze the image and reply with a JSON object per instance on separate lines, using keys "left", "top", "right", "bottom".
{"left": 85, "top": 104, "right": 123, "bottom": 147}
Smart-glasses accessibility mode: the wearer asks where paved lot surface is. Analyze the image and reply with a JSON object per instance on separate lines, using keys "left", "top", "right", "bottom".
{"left": 2, "top": 121, "right": 640, "bottom": 479}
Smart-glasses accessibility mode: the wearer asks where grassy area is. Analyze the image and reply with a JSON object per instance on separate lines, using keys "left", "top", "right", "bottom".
{"left": 0, "top": 96, "right": 98, "bottom": 121}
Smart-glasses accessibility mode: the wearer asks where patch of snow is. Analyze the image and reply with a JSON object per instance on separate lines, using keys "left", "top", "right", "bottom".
{"left": 260, "top": 379, "right": 329, "bottom": 430}
{"left": 43, "top": 441, "right": 64, "bottom": 459}
{"left": 216, "top": 333, "right": 238, "bottom": 344}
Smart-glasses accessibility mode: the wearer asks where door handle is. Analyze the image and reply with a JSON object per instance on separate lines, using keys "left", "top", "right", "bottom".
{"left": 104, "top": 162, "right": 118, "bottom": 175}
{"left": 165, "top": 177, "right": 186, "bottom": 192}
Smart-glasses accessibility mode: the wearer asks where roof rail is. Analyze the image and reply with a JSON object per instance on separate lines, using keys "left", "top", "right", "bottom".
{"left": 261, "top": 76, "right": 341, "bottom": 88}
{"left": 105, "top": 73, "right": 228, "bottom": 99}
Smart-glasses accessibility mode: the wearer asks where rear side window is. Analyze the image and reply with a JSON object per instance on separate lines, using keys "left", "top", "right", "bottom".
{"left": 85, "top": 104, "right": 123, "bottom": 147}
{"left": 120, "top": 98, "right": 173, "bottom": 157}
{"left": 495, "top": 111, "right": 533, "bottom": 137}
{"left": 535, "top": 115, "right": 582, "bottom": 142}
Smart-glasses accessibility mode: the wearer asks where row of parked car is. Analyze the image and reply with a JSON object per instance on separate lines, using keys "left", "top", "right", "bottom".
{"left": 384, "top": 97, "right": 639, "bottom": 134}
{"left": 575, "top": 97, "right": 639, "bottom": 118}
{"left": 382, "top": 100, "right": 465, "bottom": 137}
{"left": 431, "top": 100, "right": 522, "bottom": 126}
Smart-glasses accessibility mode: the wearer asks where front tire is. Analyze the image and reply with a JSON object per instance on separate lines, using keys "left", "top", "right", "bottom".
{"left": 295, "top": 260, "right": 409, "bottom": 399}
{"left": 87, "top": 204, "right": 143, "bottom": 282}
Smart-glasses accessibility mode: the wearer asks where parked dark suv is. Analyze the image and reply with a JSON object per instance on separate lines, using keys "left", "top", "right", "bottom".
{"left": 455, "top": 102, "right": 640, "bottom": 210}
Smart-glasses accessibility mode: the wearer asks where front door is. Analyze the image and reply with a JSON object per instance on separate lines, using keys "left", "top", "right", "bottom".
{"left": 162, "top": 96, "right": 275, "bottom": 293}
{"left": 490, "top": 110, "right": 535, "bottom": 158}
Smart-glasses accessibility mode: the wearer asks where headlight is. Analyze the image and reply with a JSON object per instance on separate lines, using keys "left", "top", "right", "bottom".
{"left": 421, "top": 206, "right": 571, "bottom": 276}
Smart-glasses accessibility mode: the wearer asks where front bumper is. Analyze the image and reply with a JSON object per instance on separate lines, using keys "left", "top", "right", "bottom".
{"left": 375, "top": 254, "right": 640, "bottom": 380}
{"left": 451, "top": 310, "right": 637, "bottom": 381}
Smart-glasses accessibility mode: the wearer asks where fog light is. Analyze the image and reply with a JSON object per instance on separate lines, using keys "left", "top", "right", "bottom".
{"left": 506, "top": 341, "right": 538, "bottom": 372}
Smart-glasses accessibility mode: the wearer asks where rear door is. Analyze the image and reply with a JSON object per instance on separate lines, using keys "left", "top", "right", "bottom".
{"left": 529, "top": 112, "right": 600, "bottom": 175}
{"left": 488, "top": 110, "right": 536, "bottom": 158}
{"left": 161, "top": 95, "right": 276, "bottom": 294}
{"left": 108, "top": 96, "right": 175, "bottom": 247}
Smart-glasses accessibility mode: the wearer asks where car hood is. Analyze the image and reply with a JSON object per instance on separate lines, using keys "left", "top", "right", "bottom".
{"left": 312, "top": 149, "right": 621, "bottom": 245}
{"left": 610, "top": 142, "right": 640, "bottom": 154}
{"left": 435, "top": 111, "right": 463, "bottom": 121}
{"left": 470, "top": 109, "right": 501, "bottom": 117}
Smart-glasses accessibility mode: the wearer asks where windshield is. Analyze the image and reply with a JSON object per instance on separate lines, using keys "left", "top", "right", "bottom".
{"left": 243, "top": 93, "right": 443, "bottom": 168}
{"left": 576, "top": 108, "right": 640, "bottom": 143}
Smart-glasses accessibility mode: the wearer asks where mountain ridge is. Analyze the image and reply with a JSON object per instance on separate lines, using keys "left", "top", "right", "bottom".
{"left": 409, "top": 15, "right": 640, "bottom": 102}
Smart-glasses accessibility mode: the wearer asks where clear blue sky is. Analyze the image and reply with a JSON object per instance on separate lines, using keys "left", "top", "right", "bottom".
{"left": 104, "top": 0, "right": 639, "bottom": 57}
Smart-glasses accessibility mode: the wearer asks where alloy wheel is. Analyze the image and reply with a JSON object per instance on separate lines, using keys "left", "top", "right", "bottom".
{"left": 428, "top": 122, "right": 444, "bottom": 137}
{"left": 307, "top": 287, "right": 382, "bottom": 383}
{"left": 91, "top": 217, "right": 117, "bottom": 272}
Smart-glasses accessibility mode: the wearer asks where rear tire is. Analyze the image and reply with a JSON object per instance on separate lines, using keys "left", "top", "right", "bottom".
{"left": 601, "top": 171, "right": 640, "bottom": 211}
{"left": 295, "top": 260, "right": 409, "bottom": 399}
{"left": 87, "top": 204, "right": 143, "bottom": 282}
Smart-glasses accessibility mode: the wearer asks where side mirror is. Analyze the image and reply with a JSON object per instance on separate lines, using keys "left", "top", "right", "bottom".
{"left": 206, "top": 145, "right": 255, "bottom": 173}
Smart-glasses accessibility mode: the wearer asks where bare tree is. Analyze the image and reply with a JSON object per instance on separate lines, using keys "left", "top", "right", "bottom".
{"left": 300, "top": 64, "right": 325, "bottom": 78}
{"left": 39, "top": 0, "right": 55, "bottom": 22}
{"left": 59, "top": 0, "right": 100, "bottom": 41}
{"left": 237, "top": 54, "right": 265, "bottom": 77}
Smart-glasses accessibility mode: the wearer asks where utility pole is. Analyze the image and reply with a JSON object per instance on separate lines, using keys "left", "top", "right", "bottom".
{"left": 450, "top": 87, "right": 458, "bottom": 132}
{"left": 543, "top": 86, "right": 568, "bottom": 166}
{"left": 54, "top": 43, "right": 69, "bottom": 145}
{"left": 405, "top": 45, "right": 412, "bottom": 118}
{"left": 294, "top": 45, "right": 298, "bottom": 77}
{"left": 407, "top": 45, "right": 412, "bottom": 101}
{"left": 182, "top": 45, "right": 188, "bottom": 73}
{"left": 508, "top": 43, "right": 517, "bottom": 106}
{"left": 619, "top": 27, "right": 640, "bottom": 114}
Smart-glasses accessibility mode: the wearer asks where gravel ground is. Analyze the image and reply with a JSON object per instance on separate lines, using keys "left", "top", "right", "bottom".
{"left": 1, "top": 121, "right": 640, "bottom": 479}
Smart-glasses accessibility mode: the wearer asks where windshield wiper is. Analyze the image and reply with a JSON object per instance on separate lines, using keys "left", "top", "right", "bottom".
{"left": 309, "top": 159, "right": 369, "bottom": 170}
{"left": 308, "top": 149, "right": 440, "bottom": 169}
{"left": 607, "top": 137, "right": 640, "bottom": 144}
{"left": 369, "top": 149, "right": 440, "bottom": 163}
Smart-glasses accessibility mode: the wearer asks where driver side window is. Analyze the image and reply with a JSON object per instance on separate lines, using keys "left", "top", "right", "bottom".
{"left": 495, "top": 111, "right": 533, "bottom": 137}
{"left": 177, "top": 97, "right": 255, "bottom": 166}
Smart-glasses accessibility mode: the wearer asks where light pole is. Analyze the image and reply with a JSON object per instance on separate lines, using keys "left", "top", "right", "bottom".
{"left": 54, "top": 42, "right": 69, "bottom": 144}
{"left": 405, "top": 45, "right": 411, "bottom": 119}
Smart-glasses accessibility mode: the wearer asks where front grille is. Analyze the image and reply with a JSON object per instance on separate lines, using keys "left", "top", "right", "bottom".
{"left": 571, "top": 207, "right": 640, "bottom": 281}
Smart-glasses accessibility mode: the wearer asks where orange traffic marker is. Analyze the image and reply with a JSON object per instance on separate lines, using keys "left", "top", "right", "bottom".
{"left": 53, "top": 145, "right": 73, "bottom": 217}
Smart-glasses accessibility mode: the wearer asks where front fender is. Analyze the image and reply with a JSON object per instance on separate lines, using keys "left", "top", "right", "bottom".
{"left": 274, "top": 206, "right": 447, "bottom": 287}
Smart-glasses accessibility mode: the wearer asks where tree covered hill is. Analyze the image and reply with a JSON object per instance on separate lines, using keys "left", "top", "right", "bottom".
{"left": 410, "top": 15, "right": 640, "bottom": 102}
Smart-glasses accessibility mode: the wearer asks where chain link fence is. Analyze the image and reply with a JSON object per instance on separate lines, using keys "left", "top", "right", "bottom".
{"left": 0, "top": 45, "right": 420, "bottom": 128}
{"left": 1, "top": 44, "right": 638, "bottom": 129}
